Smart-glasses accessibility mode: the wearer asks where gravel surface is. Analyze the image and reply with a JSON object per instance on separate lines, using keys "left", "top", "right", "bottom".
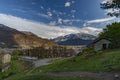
{"left": 33, "top": 58, "right": 52, "bottom": 67}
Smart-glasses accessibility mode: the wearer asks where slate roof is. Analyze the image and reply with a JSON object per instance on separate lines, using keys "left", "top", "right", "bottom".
{"left": 87, "top": 38, "right": 111, "bottom": 47}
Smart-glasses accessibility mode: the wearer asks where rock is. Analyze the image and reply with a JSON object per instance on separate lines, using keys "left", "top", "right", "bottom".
{"left": 114, "top": 74, "right": 119, "bottom": 78}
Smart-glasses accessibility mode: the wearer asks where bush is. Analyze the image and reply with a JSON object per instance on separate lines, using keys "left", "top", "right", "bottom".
{"left": 12, "top": 50, "right": 23, "bottom": 60}
{"left": 82, "top": 47, "right": 103, "bottom": 59}
{"left": 12, "top": 50, "right": 23, "bottom": 56}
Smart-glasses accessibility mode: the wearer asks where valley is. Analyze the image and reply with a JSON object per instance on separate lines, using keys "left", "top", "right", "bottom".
{"left": 0, "top": 0, "right": 120, "bottom": 80}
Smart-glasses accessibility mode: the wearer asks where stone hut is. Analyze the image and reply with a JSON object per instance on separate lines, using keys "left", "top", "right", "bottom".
{"left": 0, "top": 51, "right": 11, "bottom": 72}
{"left": 89, "top": 38, "right": 111, "bottom": 51}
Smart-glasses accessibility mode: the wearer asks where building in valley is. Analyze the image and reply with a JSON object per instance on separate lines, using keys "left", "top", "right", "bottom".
{"left": 89, "top": 38, "right": 111, "bottom": 51}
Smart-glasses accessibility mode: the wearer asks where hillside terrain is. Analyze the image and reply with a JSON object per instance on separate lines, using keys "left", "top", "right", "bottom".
{"left": 0, "top": 24, "right": 57, "bottom": 49}
{"left": 5, "top": 49, "right": 120, "bottom": 80}
{"left": 35, "top": 49, "right": 120, "bottom": 72}
{"left": 28, "top": 49, "right": 120, "bottom": 80}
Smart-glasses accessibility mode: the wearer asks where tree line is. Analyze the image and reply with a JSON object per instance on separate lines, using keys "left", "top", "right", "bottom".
{"left": 22, "top": 46, "right": 75, "bottom": 58}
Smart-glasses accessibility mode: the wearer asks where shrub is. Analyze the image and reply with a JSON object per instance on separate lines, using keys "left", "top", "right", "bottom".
{"left": 83, "top": 47, "right": 97, "bottom": 59}
{"left": 12, "top": 50, "right": 23, "bottom": 60}
{"left": 12, "top": 50, "right": 23, "bottom": 56}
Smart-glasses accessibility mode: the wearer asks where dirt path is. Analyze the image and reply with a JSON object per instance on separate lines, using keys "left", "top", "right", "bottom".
{"left": 21, "top": 56, "right": 54, "bottom": 67}
{"left": 32, "top": 57, "right": 71, "bottom": 67}
{"left": 33, "top": 58, "right": 52, "bottom": 67}
{"left": 46, "top": 71, "right": 120, "bottom": 80}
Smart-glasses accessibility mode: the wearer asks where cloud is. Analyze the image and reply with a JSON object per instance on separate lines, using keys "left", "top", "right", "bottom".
{"left": 47, "top": 12, "right": 52, "bottom": 17}
{"left": 71, "top": 15, "right": 75, "bottom": 18}
{"left": 106, "top": 8, "right": 119, "bottom": 13}
{"left": 83, "top": 17, "right": 116, "bottom": 28}
{"left": 31, "top": 2, "right": 36, "bottom": 5}
{"left": 63, "top": 19, "right": 82, "bottom": 23}
{"left": 49, "top": 21, "right": 56, "bottom": 26}
{"left": 65, "top": 1, "right": 75, "bottom": 7}
{"left": 72, "top": 1, "right": 75, "bottom": 4}
{"left": 52, "top": 10, "right": 63, "bottom": 15}
{"left": 102, "top": 0, "right": 113, "bottom": 4}
{"left": 87, "top": 17, "right": 116, "bottom": 23}
{"left": 0, "top": 13, "right": 102, "bottom": 39}
{"left": 101, "top": 0, "right": 120, "bottom": 15}
{"left": 58, "top": 18, "right": 63, "bottom": 24}
{"left": 40, "top": 6, "right": 44, "bottom": 9}
{"left": 82, "top": 27, "right": 102, "bottom": 35}
{"left": 105, "top": 8, "right": 120, "bottom": 15}
{"left": 65, "top": 2, "right": 71, "bottom": 7}
{"left": 57, "top": 19, "right": 82, "bottom": 24}
{"left": 26, "top": 10, "right": 51, "bottom": 19}
{"left": 37, "top": 13, "right": 51, "bottom": 19}
{"left": 12, "top": 9, "right": 27, "bottom": 13}
{"left": 71, "top": 10, "right": 76, "bottom": 13}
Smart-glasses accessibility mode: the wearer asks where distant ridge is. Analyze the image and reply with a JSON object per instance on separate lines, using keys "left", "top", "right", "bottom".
{"left": 52, "top": 33, "right": 97, "bottom": 46}
{"left": 0, "top": 24, "right": 57, "bottom": 49}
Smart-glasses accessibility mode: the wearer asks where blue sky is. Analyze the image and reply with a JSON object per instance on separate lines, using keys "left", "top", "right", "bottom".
{"left": 0, "top": 0, "right": 119, "bottom": 38}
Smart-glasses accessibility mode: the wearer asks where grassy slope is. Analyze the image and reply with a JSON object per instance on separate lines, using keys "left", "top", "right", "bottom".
{"left": 3, "top": 49, "right": 120, "bottom": 80}
{"left": 4, "top": 59, "right": 100, "bottom": 80}
{"left": 4, "top": 60, "right": 32, "bottom": 80}
{"left": 33, "top": 49, "right": 120, "bottom": 73}
{"left": 18, "top": 74, "right": 99, "bottom": 80}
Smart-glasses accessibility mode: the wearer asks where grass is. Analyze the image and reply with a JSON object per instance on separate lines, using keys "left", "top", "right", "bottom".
{"left": 3, "top": 57, "right": 101, "bottom": 80}
{"left": 2, "top": 49, "right": 120, "bottom": 80}
{"left": 18, "top": 73, "right": 100, "bottom": 80}
{"left": 2, "top": 60, "right": 32, "bottom": 80}
{"left": 32, "top": 49, "right": 120, "bottom": 73}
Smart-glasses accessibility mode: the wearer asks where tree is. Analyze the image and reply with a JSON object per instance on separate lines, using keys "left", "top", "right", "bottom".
{"left": 99, "top": 22, "right": 120, "bottom": 48}
{"left": 101, "top": 0, "right": 120, "bottom": 17}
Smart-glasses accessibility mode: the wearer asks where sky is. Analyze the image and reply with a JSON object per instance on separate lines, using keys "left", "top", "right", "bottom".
{"left": 0, "top": 0, "right": 119, "bottom": 39}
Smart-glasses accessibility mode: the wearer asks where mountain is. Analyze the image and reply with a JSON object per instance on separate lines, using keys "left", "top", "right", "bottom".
{"left": 0, "top": 24, "right": 57, "bottom": 49}
{"left": 21, "top": 31, "right": 38, "bottom": 37}
{"left": 52, "top": 33, "right": 97, "bottom": 46}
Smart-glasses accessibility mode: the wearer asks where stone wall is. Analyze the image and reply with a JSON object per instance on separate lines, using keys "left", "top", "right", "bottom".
{"left": 94, "top": 39, "right": 111, "bottom": 51}
{"left": 2, "top": 54, "right": 11, "bottom": 64}
{"left": 0, "top": 52, "right": 11, "bottom": 72}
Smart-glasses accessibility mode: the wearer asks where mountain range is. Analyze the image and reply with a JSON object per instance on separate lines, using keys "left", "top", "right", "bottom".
{"left": 0, "top": 24, "right": 57, "bottom": 49}
{"left": 0, "top": 24, "right": 97, "bottom": 48}
{"left": 52, "top": 33, "right": 97, "bottom": 46}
